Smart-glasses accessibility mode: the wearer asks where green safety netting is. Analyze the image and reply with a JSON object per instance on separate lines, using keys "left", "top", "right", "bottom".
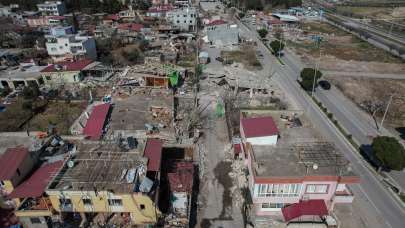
{"left": 169, "top": 71, "right": 179, "bottom": 86}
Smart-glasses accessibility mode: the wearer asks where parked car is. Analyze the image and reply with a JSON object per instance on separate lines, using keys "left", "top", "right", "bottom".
{"left": 359, "top": 144, "right": 384, "bottom": 170}
{"left": 215, "top": 57, "right": 224, "bottom": 62}
{"left": 318, "top": 80, "right": 331, "bottom": 90}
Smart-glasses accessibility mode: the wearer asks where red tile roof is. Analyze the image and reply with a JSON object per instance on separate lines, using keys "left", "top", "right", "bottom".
{"left": 207, "top": 19, "right": 227, "bottom": 26}
{"left": 0, "top": 147, "right": 29, "bottom": 180}
{"left": 41, "top": 59, "right": 94, "bottom": 73}
{"left": 144, "top": 139, "right": 162, "bottom": 172}
{"left": 9, "top": 161, "right": 64, "bottom": 198}
{"left": 168, "top": 162, "right": 194, "bottom": 193}
{"left": 105, "top": 14, "right": 119, "bottom": 21}
{"left": 241, "top": 116, "right": 279, "bottom": 138}
{"left": 147, "top": 4, "right": 174, "bottom": 13}
{"left": 117, "top": 23, "right": 144, "bottom": 32}
{"left": 83, "top": 103, "right": 111, "bottom": 140}
{"left": 282, "top": 199, "right": 328, "bottom": 222}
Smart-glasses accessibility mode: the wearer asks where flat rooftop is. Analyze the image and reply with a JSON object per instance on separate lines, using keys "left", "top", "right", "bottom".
{"left": 243, "top": 110, "right": 355, "bottom": 177}
{"left": 110, "top": 90, "right": 174, "bottom": 133}
{"left": 0, "top": 66, "right": 47, "bottom": 80}
{"left": 48, "top": 140, "right": 148, "bottom": 193}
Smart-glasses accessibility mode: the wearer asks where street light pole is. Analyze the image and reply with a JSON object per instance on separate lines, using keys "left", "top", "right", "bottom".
{"left": 380, "top": 94, "right": 393, "bottom": 130}
{"left": 312, "top": 49, "right": 321, "bottom": 97}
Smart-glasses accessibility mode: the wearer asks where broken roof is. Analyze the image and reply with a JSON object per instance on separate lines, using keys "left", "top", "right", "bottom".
{"left": 282, "top": 200, "right": 328, "bottom": 222}
{"left": 241, "top": 116, "right": 279, "bottom": 138}
{"left": 168, "top": 162, "right": 194, "bottom": 193}
{"left": 9, "top": 161, "right": 64, "bottom": 198}
{"left": 47, "top": 141, "right": 148, "bottom": 193}
{"left": 0, "top": 147, "right": 29, "bottom": 180}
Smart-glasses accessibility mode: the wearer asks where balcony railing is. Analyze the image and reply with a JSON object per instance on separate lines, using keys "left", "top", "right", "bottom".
{"left": 334, "top": 188, "right": 354, "bottom": 203}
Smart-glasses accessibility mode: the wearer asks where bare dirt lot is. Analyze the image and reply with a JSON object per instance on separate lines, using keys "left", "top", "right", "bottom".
{"left": 221, "top": 45, "right": 262, "bottom": 71}
{"left": 288, "top": 21, "right": 405, "bottom": 74}
{"left": 328, "top": 76, "right": 405, "bottom": 130}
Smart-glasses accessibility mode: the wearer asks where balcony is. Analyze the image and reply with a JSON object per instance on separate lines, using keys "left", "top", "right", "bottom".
{"left": 334, "top": 188, "right": 354, "bottom": 203}
{"left": 15, "top": 197, "right": 53, "bottom": 217}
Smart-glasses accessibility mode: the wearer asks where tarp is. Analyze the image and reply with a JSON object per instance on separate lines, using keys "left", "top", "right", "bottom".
{"left": 169, "top": 71, "right": 179, "bottom": 86}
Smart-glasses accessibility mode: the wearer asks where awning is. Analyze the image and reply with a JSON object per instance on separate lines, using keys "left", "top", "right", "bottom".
{"left": 282, "top": 200, "right": 328, "bottom": 222}
{"left": 9, "top": 161, "right": 64, "bottom": 198}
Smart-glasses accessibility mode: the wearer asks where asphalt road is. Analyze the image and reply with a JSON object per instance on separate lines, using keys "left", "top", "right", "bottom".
{"left": 237, "top": 19, "right": 405, "bottom": 228}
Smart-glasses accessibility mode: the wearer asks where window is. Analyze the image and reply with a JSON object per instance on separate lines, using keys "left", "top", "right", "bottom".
{"left": 177, "top": 20, "right": 180, "bottom": 23}
{"left": 262, "top": 203, "right": 284, "bottom": 209}
{"left": 257, "top": 184, "right": 301, "bottom": 197}
{"left": 108, "top": 199, "right": 123, "bottom": 206}
{"left": 190, "top": 20, "right": 192, "bottom": 23}
{"left": 184, "top": 20, "right": 186, "bottom": 23}
{"left": 140, "top": 204, "right": 145, "bottom": 210}
{"left": 30, "top": 217, "right": 42, "bottom": 224}
{"left": 306, "top": 184, "right": 329, "bottom": 194}
{"left": 82, "top": 198, "right": 92, "bottom": 205}
{"left": 16, "top": 168, "right": 21, "bottom": 176}
{"left": 45, "top": 75, "right": 51, "bottom": 80}
{"left": 183, "top": 15, "right": 186, "bottom": 17}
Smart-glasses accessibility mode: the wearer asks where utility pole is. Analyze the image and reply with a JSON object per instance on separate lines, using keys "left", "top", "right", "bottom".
{"left": 380, "top": 94, "right": 393, "bottom": 130}
{"left": 312, "top": 49, "right": 321, "bottom": 97}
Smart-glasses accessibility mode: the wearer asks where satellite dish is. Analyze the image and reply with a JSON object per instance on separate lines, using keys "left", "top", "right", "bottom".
{"left": 67, "top": 160, "right": 75, "bottom": 168}
{"left": 313, "top": 164, "right": 318, "bottom": 170}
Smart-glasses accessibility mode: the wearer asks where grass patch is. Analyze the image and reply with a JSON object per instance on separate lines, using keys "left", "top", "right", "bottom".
{"left": 221, "top": 45, "right": 262, "bottom": 70}
{"left": 27, "top": 101, "right": 86, "bottom": 135}
{"left": 400, "top": 193, "right": 405, "bottom": 203}
{"left": 0, "top": 98, "right": 85, "bottom": 134}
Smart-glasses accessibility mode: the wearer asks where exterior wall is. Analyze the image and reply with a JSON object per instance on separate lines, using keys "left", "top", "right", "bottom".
{"left": 18, "top": 216, "right": 48, "bottom": 228}
{"left": 9, "top": 153, "right": 36, "bottom": 188}
{"left": 47, "top": 190, "right": 159, "bottom": 224}
{"left": 246, "top": 135, "right": 278, "bottom": 145}
{"left": 27, "top": 18, "right": 48, "bottom": 27}
{"left": 37, "top": 1, "right": 66, "bottom": 16}
{"left": 166, "top": 8, "right": 197, "bottom": 31}
{"left": 46, "top": 36, "right": 97, "bottom": 61}
{"left": 251, "top": 180, "right": 338, "bottom": 216}
{"left": 207, "top": 24, "right": 239, "bottom": 46}
{"left": 42, "top": 71, "right": 82, "bottom": 85}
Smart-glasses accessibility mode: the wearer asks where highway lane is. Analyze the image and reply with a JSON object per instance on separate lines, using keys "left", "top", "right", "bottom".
{"left": 237, "top": 19, "right": 405, "bottom": 228}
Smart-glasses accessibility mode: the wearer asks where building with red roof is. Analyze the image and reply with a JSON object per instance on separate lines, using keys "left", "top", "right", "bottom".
{"left": 11, "top": 161, "right": 64, "bottom": 228}
{"left": 240, "top": 116, "right": 279, "bottom": 145}
{"left": 83, "top": 103, "right": 111, "bottom": 140}
{"left": 238, "top": 112, "right": 359, "bottom": 224}
{"left": 146, "top": 4, "right": 174, "bottom": 18}
{"left": 206, "top": 19, "right": 227, "bottom": 26}
{"left": 143, "top": 139, "right": 163, "bottom": 172}
{"left": 167, "top": 162, "right": 194, "bottom": 193}
{"left": 40, "top": 59, "right": 95, "bottom": 84}
{"left": 0, "top": 147, "right": 35, "bottom": 193}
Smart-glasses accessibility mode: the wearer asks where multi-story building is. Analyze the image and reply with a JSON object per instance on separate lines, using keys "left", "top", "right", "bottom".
{"left": 27, "top": 15, "right": 66, "bottom": 27}
{"left": 238, "top": 111, "right": 360, "bottom": 225}
{"left": 206, "top": 20, "right": 240, "bottom": 46}
{"left": 45, "top": 139, "right": 163, "bottom": 225}
{"left": 36, "top": 1, "right": 66, "bottom": 16}
{"left": 45, "top": 34, "right": 97, "bottom": 61}
{"left": 146, "top": 4, "right": 174, "bottom": 18}
{"left": 166, "top": 7, "right": 197, "bottom": 32}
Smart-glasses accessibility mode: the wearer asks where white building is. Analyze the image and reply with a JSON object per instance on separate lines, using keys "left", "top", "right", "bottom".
{"left": 45, "top": 34, "right": 97, "bottom": 62}
{"left": 240, "top": 116, "right": 279, "bottom": 145}
{"left": 166, "top": 7, "right": 197, "bottom": 32}
{"left": 206, "top": 20, "right": 239, "bottom": 46}
{"left": 37, "top": 1, "right": 66, "bottom": 16}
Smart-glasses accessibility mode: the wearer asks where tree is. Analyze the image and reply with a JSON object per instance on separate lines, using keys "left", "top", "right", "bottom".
{"left": 22, "top": 84, "right": 40, "bottom": 100}
{"left": 257, "top": 29, "right": 268, "bottom": 39}
{"left": 372, "top": 136, "right": 405, "bottom": 171}
{"left": 300, "top": 68, "right": 322, "bottom": 91}
{"left": 270, "top": 40, "right": 285, "bottom": 55}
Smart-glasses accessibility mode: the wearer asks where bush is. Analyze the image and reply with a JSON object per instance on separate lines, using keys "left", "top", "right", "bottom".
{"left": 257, "top": 29, "right": 269, "bottom": 39}
{"left": 270, "top": 40, "right": 285, "bottom": 56}
{"left": 300, "top": 68, "right": 323, "bottom": 91}
{"left": 327, "top": 113, "right": 333, "bottom": 119}
{"left": 0, "top": 87, "right": 11, "bottom": 97}
{"left": 23, "top": 85, "right": 40, "bottom": 100}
